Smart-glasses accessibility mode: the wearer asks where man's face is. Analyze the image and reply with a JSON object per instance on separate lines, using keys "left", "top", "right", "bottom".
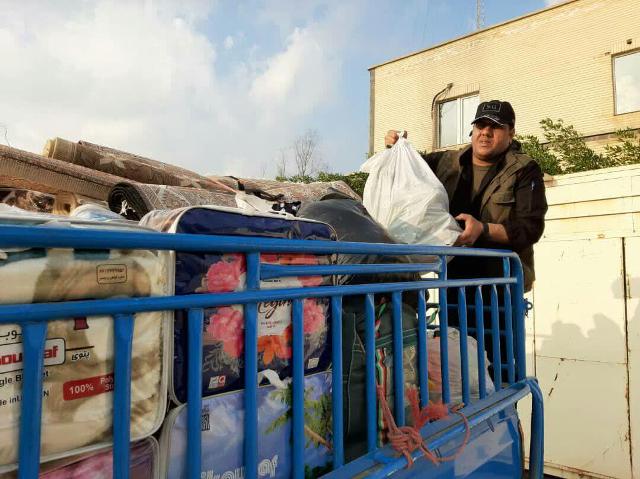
{"left": 471, "top": 120, "right": 515, "bottom": 161}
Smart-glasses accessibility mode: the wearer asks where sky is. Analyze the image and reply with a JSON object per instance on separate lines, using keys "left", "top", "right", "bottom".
{"left": 0, "top": 0, "right": 564, "bottom": 179}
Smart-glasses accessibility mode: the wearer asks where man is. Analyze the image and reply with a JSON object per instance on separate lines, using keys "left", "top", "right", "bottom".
{"left": 385, "top": 100, "right": 547, "bottom": 292}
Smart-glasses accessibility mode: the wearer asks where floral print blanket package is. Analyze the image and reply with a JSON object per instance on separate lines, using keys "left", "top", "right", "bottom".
{"left": 160, "top": 371, "right": 332, "bottom": 479}
{"left": 140, "top": 206, "right": 336, "bottom": 403}
{"left": 0, "top": 211, "right": 171, "bottom": 471}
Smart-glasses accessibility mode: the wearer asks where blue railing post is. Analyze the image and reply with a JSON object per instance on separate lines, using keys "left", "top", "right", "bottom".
{"left": 417, "top": 290, "right": 429, "bottom": 408}
{"left": 186, "top": 308, "right": 204, "bottom": 479}
{"left": 474, "top": 287, "right": 487, "bottom": 399}
{"left": 365, "top": 293, "right": 377, "bottom": 452}
{"left": 438, "top": 257, "right": 451, "bottom": 404}
{"left": 526, "top": 378, "right": 545, "bottom": 479}
{"left": 503, "top": 259, "right": 515, "bottom": 384}
{"left": 490, "top": 285, "right": 502, "bottom": 391}
{"left": 244, "top": 252, "right": 260, "bottom": 479}
{"left": 511, "top": 258, "right": 527, "bottom": 381}
{"left": 292, "top": 299, "right": 305, "bottom": 479}
{"left": 113, "top": 313, "right": 135, "bottom": 479}
{"left": 457, "top": 288, "right": 470, "bottom": 406}
{"left": 391, "top": 291, "right": 405, "bottom": 426}
{"left": 331, "top": 296, "right": 345, "bottom": 468}
{"left": 17, "top": 322, "right": 47, "bottom": 479}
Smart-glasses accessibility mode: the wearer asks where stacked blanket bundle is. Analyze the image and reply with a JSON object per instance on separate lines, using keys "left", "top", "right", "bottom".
{"left": 139, "top": 205, "right": 336, "bottom": 403}
{"left": 0, "top": 211, "right": 171, "bottom": 471}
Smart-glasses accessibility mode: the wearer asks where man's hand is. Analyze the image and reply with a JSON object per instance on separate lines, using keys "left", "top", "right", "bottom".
{"left": 454, "top": 213, "right": 484, "bottom": 246}
{"left": 384, "top": 130, "right": 407, "bottom": 148}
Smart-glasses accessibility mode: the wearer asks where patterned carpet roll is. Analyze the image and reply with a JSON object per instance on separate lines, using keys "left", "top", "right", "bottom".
{"left": 107, "top": 182, "right": 237, "bottom": 221}
{"left": 44, "top": 138, "right": 224, "bottom": 191}
{"left": 0, "top": 145, "right": 122, "bottom": 201}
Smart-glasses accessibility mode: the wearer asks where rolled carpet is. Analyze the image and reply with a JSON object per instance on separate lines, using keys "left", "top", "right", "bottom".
{"left": 108, "top": 182, "right": 236, "bottom": 221}
{"left": 0, "top": 145, "right": 122, "bottom": 200}
{"left": 224, "top": 177, "right": 361, "bottom": 202}
{"left": 44, "top": 138, "right": 226, "bottom": 191}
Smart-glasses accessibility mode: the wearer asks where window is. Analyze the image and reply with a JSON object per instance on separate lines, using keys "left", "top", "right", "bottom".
{"left": 614, "top": 51, "right": 640, "bottom": 114}
{"left": 438, "top": 95, "right": 479, "bottom": 147}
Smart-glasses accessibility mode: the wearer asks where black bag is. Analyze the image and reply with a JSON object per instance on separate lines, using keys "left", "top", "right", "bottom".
{"left": 296, "top": 192, "right": 421, "bottom": 285}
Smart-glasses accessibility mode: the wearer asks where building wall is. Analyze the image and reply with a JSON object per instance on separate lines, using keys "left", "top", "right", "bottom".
{"left": 369, "top": 0, "right": 640, "bottom": 156}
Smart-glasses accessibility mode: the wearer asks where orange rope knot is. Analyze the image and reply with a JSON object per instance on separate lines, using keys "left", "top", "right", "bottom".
{"left": 376, "top": 385, "right": 472, "bottom": 469}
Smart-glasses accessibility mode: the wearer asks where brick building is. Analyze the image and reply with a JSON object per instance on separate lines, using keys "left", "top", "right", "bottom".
{"left": 368, "top": 0, "right": 640, "bottom": 157}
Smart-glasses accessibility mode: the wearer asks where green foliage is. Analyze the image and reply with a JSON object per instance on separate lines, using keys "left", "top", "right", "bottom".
{"left": 518, "top": 134, "right": 563, "bottom": 176}
{"left": 604, "top": 128, "right": 640, "bottom": 166}
{"left": 540, "top": 118, "right": 605, "bottom": 173}
{"left": 277, "top": 171, "right": 368, "bottom": 197}
{"left": 517, "top": 118, "right": 640, "bottom": 176}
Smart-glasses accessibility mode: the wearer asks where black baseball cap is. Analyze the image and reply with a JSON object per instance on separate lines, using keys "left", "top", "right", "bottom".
{"left": 472, "top": 100, "right": 515, "bottom": 127}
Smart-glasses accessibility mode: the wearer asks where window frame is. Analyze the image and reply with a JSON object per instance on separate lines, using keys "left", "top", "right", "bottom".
{"left": 612, "top": 49, "right": 640, "bottom": 116}
{"left": 437, "top": 93, "right": 479, "bottom": 148}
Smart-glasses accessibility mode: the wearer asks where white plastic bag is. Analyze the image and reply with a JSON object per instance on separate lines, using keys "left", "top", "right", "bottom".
{"left": 360, "top": 137, "right": 461, "bottom": 246}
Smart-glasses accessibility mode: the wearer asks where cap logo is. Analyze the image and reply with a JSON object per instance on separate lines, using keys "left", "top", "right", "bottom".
{"left": 482, "top": 103, "right": 501, "bottom": 113}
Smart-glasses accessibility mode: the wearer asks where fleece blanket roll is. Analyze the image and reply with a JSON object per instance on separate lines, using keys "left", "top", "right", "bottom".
{"left": 140, "top": 206, "right": 336, "bottom": 403}
{"left": 0, "top": 438, "right": 158, "bottom": 479}
{"left": 0, "top": 212, "right": 171, "bottom": 470}
{"left": 160, "top": 371, "right": 332, "bottom": 479}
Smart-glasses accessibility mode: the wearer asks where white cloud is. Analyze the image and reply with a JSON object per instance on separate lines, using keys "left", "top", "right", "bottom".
{"left": 0, "top": 0, "right": 358, "bottom": 178}
{"left": 544, "top": 0, "right": 566, "bottom": 6}
{"left": 250, "top": 27, "right": 335, "bottom": 124}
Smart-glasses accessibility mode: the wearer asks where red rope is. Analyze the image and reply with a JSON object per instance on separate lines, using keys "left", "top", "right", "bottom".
{"left": 376, "top": 385, "right": 471, "bottom": 468}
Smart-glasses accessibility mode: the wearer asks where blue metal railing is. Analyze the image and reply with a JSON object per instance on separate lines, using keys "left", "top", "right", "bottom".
{"left": 0, "top": 223, "right": 544, "bottom": 478}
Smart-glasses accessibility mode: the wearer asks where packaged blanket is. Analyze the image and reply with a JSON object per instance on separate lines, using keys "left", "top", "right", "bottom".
{"left": 140, "top": 206, "right": 335, "bottom": 403}
{"left": 0, "top": 212, "right": 171, "bottom": 470}
{"left": 159, "top": 371, "right": 332, "bottom": 479}
{"left": 0, "top": 438, "right": 158, "bottom": 479}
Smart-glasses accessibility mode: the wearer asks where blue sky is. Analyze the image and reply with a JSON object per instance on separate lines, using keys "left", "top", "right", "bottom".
{"left": 0, "top": 0, "right": 559, "bottom": 178}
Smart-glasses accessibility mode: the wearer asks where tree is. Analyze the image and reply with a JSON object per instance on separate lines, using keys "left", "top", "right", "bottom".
{"left": 604, "top": 128, "right": 640, "bottom": 167}
{"left": 293, "top": 129, "right": 321, "bottom": 178}
{"left": 517, "top": 133, "right": 562, "bottom": 175}
{"left": 276, "top": 148, "right": 288, "bottom": 179}
{"left": 538, "top": 118, "right": 605, "bottom": 173}
{"left": 518, "top": 118, "right": 640, "bottom": 176}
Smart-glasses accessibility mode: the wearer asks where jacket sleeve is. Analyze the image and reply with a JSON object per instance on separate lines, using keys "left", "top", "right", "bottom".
{"left": 421, "top": 151, "right": 444, "bottom": 172}
{"left": 503, "top": 161, "right": 548, "bottom": 251}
